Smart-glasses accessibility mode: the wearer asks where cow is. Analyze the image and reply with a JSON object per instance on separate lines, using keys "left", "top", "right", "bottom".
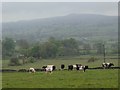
{"left": 73, "top": 64, "right": 81, "bottom": 70}
{"left": 45, "top": 65, "right": 56, "bottom": 73}
{"left": 79, "top": 65, "right": 88, "bottom": 72}
{"left": 76, "top": 64, "right": 88, "bottom": 72}
{"left": 29, "top": 68, "right": 36, "bottom": 73}
{"left": 68, "top": 65, "right": 73, "bottom": 70}
{"left": 42, "top": 65, "right": 47, "bottom": 71}
{"left": 73, "top": 65, "right": 77, "bottom": 70}
{"left": 102, "top": 62, "right": 114, "bottom": 69}
{"left": 61, "top": 64, "right": 65, "bottom": 70}
{"left": 76, "top": 64, "right": 82, "bottom": 70}
{"left": 73, "top": 64, "right": 88, "bottom": 72}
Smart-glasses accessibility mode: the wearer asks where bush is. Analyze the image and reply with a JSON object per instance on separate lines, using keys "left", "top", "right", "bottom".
{"left": 88, "top": 57, "right": 98, "bottom": 63}
{"left": 9, "top": 57, "right": 21, "bottom": 66}
{"left": 28, "top": 57, "right": 36, "bottom": 63}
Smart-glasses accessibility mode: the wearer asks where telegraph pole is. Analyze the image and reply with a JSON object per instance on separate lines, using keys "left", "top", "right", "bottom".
{"left": 103, "top": 43, "right": 106, "bottom": 63}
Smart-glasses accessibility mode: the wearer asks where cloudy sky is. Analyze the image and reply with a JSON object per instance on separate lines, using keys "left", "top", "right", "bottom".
{"left": 2, "top": 2, "right": 118, "bottom": 22}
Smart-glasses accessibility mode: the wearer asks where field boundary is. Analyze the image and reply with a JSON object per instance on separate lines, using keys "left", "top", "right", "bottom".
{"left": 1, "top": 66, "right": 120, "bottom": 72}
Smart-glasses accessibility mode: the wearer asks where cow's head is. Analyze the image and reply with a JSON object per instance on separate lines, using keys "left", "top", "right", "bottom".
{"left": 110, "top": 63, "right": 114, "bottom": 66}
{"left": 84, "top": 66, "right": 88, "bottom": 69}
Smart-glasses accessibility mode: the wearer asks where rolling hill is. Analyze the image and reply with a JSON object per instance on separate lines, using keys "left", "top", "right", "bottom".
{"left": 2, "top": 14, "right": 118, "bottom": 42}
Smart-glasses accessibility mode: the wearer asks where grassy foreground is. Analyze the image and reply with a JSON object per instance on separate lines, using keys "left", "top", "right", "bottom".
{"left": 2, "top": 69, "right": 118, "bottom": 88}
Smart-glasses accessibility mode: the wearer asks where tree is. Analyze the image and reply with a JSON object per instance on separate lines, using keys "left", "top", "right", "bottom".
{"left": 93, "top": 42, "right": 104, "bottom": 55}
{"left": 15, "top": 39, "right": 30, "bottom": 59}
{"left": 83, "top": 43, "right": 91, "bottom": 54}
{"left": 61, "top": 38, "right": 79, "bottom": 56}
{"left": 9, "top": 56, "right": 21, "bottom": 66}
{"left": 29, "top": 45, "right": 41, "bottom": 59}
{"left": 110, "top": 42, "right": 118, "bottom": 54}
{"left": 2, "top": 37, "right": 15, "bottom": 59}
{"left": 16, "top": 39, "right": 29, "bottom": 49}
{"left": 41, "top": 41, "right": 58, "bottom": 58}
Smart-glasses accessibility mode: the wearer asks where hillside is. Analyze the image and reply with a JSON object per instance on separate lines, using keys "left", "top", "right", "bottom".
{"left": 2, "top": 14, "right": 118, "bottom": 42}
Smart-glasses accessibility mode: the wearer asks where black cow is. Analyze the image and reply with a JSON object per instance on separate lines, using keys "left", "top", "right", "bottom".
{"left": 68, "top": 65, "right": 73, "bottom": 70}
{"left": 61, "top": 64, "right": 65, "bottom": 70}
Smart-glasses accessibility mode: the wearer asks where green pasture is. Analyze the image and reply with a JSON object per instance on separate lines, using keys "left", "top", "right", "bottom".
{"left": 2, "top": 69, "right": 118, "bottom": 88}
{"left": 2, "top": 55, "right": 118, "bottom": 70}
{"left": 2, "top": 55, "right": 119, "bottom": 88}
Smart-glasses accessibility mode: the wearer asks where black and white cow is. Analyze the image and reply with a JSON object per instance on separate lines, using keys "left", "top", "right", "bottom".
{"left": 79, "top": 65, "right": 88, "bottom": 72}
{"left": 68, "top": 64, "right": 88, "bottom": 72}
{"left": 44, "top": 65, "right": 56, "bottom": 73}
{"left": 73, "top": 64, "right": 77, "bottom": 70}
{"left": 76, "top": 64, "right": 88, "bottom": 72}
{"left": 76, "top": 64, "right": 82, "bottom": 70}
{"left": 29, "top": 68, "right": 36, "bottom": 73}
{"left": 102, "top": 62, "right": 114, "bottom": 68}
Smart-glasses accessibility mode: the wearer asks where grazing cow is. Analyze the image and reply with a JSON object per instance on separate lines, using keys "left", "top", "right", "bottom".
{"left": 68, "top": 65, "right": 73, "bottom": 70}
{"left": 76, "top": 64, "right": 88, "bottom": 72}
{"left": 61, "top": 64, "right": 65, "bottom": 70}
{"left": 79, "top": 65, "right": 88, "bottom": 72}
{"left": 76, "top": 64, "right": 82, "bottom": 70}
{"left": 29, "top": 68, "right": 36, "bottom": 73}
{"left": 45, "top": 65, "right": 56, "bottom": 73}
{"left": 73, "top": 65, "right": 77, "bottom": 70}
{"left": 102, "top": 62, "right": 114, "bottom": 68}
{"left": 52, "top": 65, "right": 56, "bottom": 71}
{"left": 42, "top": 65, "right": 47, "bottom": 71}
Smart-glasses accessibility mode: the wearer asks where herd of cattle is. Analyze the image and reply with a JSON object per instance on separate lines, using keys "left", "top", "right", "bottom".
{"left": 28, "top": 62, "right": 114, "bottom": 73}
{"left": 1, "top": 62, "right": 116, "bottom": 73}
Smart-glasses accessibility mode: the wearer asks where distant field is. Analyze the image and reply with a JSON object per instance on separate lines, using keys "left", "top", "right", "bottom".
{"left": 2, "top": 69, "right": 118, "bottom": 88}
{"left": 2, "top": 55, "right": 118, "bottom": 70}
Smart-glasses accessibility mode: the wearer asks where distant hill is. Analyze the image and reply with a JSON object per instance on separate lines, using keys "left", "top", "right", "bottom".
{"left": 2, "top": 14, "right": 118, "bottom": 42}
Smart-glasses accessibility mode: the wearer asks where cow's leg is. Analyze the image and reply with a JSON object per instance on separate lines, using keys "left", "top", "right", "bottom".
{"left": 45, "top": 71, "right": 48, "bottom": 73}
{"left": 50, "top": 71, "right": 52, "bottom": 74}
{"left": 83, "top": 68, "right": 85, "bottom": 72}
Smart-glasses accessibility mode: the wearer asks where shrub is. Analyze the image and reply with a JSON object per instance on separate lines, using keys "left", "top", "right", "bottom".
{"left": 88, "top": 57, "right": 98, "bottom": 63}
{"left": 28, "top": 57, "right": 36, "bottom": 63}
{"left": 9, "top": 57, "right": 21, "bottom": 66}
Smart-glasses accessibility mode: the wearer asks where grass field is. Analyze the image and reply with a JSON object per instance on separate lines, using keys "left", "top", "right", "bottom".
{"left": 2, "top": 69, "right": 118, "bottom": 88}
{"left": 2, "top": 55, "right": 119, "bottom": 88}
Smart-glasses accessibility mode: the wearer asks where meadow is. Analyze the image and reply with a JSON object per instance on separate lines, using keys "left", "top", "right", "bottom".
{"left": 2, "top": 69, "right": 118, "bottom": 88}
{"left": 2, "top": 55, "right": 119, "bottom": 88}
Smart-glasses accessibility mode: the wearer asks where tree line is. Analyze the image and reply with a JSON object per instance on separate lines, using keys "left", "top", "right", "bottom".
{"left": 2, "top": 37, "right": 118, "bottom": 61}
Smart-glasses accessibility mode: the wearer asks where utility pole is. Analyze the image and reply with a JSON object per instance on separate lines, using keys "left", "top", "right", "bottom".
{"left": 103, "top": 43, "right": 106, "bottom": 63}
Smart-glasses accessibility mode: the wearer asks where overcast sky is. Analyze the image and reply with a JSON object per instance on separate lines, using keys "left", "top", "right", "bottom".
{"left": 2, "top": 2, "right": 118, "bottom": 22}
